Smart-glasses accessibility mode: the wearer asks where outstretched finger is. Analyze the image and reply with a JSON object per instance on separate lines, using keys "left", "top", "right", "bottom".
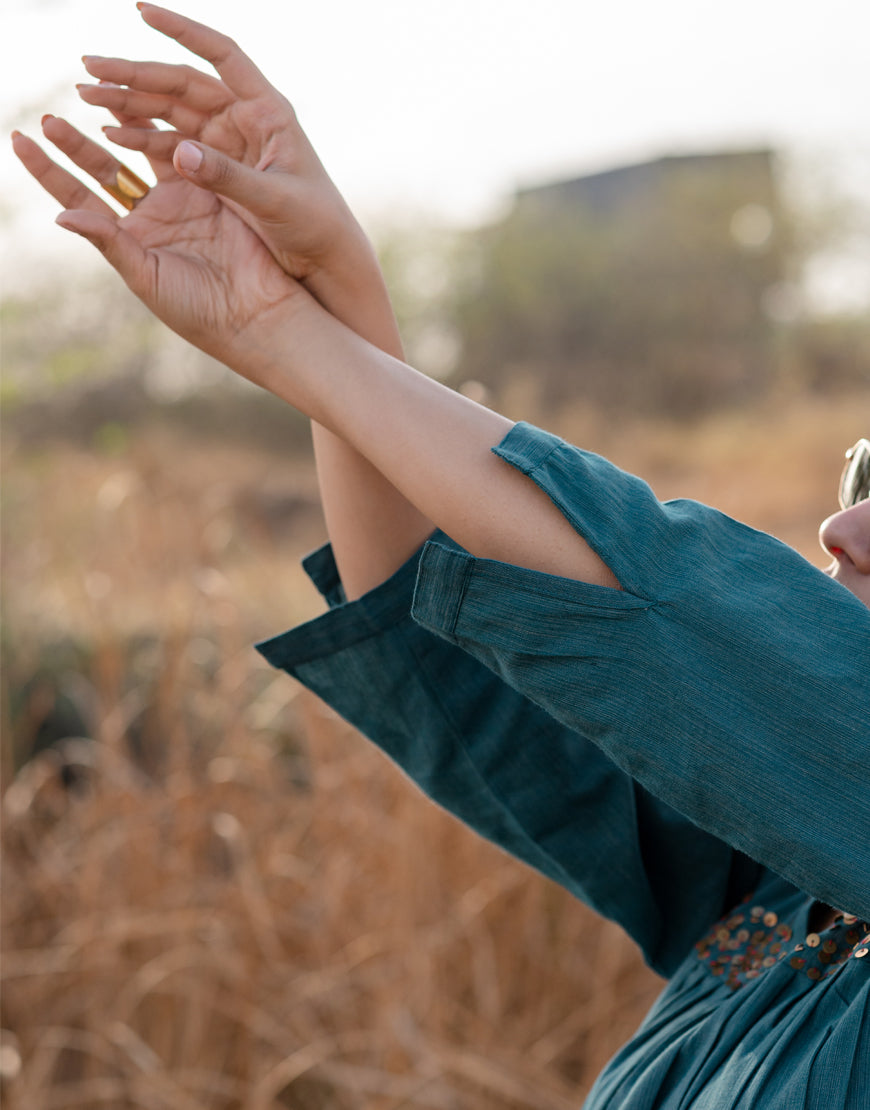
{"left": 82, "top": 55, "right": 230, "bottom": 115}
{"left": 137, "top": 3, "right": 272, "bottom": 101}
{"left": 12, "top": 128, "right": 118, "bottom": 219}
{"left": 103, "top": 121, "right": 181, "bottom": 176}
{"left": 56, "top": 208, "right": 153, "bottom": 300}
{"left": 39, "top": 114, "right": 152, "bottom": 210}
{"left": 77, "top": 81, "right": 204, "bottom": 136}
{"left": 104, "top": 111, "right": 178, "bottom": 181}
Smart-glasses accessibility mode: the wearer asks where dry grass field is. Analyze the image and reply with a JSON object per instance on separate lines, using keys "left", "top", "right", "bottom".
{"left": 1, "top": 387, "right": 867, "bottom": 1109}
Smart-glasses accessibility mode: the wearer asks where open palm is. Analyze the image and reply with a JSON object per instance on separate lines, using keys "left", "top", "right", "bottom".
{"left": 79, "top": 4, "right": 359, "bottom": 284}
{"left": 12, "top": 116, "right": 301, "bottom": 372}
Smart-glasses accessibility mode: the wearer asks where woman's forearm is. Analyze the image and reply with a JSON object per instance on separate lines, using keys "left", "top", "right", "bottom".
{"left": 248, "top": 293, "right": 619, "bottom": 589}
{"left": 17, "top": 104, "right": 611, "bottom": 590}
{"left": 310, "top": 429, "right": 437, "bottom": 597}
{"left": 303, "top": 241, "right": 434, "bottom": 599}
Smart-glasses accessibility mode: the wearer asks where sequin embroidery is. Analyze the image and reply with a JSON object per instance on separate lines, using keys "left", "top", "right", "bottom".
{"left": 694, "top": 898, "right": 870, "bottom": 991}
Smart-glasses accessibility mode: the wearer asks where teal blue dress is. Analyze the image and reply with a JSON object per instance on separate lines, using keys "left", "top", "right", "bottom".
{"left": 257, "top": 422, "right": 870, "bottom": 1107}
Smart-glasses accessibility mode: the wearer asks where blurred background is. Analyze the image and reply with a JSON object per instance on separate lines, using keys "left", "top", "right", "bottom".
{"left": 2, "top": 1, "right": 869, "bottom": 1107}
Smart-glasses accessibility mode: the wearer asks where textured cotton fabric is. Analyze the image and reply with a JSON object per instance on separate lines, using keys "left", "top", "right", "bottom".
{"left": 257, "top": 421, "right": 870, "bottom": 1108}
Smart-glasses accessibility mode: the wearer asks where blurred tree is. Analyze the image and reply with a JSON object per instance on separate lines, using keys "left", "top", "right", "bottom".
{"left": 375, "top": 218, "right": 463, "bottom": 381}
{"left": 784, "top": 315, "right": 870, "bottom": 393}
{"left": 448, "top": 151, "right": 789, "bottom": 416}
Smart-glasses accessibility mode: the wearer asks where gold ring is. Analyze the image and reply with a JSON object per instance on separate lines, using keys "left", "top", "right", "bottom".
{"left": 103, "top": 165, "right": 150, "bottom": 211}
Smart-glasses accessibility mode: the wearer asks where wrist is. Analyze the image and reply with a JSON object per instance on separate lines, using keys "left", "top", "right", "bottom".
{"left": 304, "top": 232, "right": 403, "bottom": 359}
{"left": 224, "top": 285, "right": 315, "bottom": 396}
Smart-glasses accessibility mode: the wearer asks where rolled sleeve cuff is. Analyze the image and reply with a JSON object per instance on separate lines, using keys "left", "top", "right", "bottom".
{"left": 300, "top": 543, "right": 347, "bottom": 608}
{"left": 256, "top": 530, "right": 453, "bottom": 672}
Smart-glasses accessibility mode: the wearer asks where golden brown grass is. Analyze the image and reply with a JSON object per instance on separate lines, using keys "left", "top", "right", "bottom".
{"left": 2, "top": 388, "right": 867, "bottom": 1108}
{"left": 2, "top": 677, "right": 657, "bottom": 1108}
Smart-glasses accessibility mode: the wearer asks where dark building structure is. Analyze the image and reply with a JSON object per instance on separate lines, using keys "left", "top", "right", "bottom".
{"left": 457, "top": 150, "right": 786, "bottom": 414}
{"left": 515, "top": 150, "right": 778, "bottom": 222}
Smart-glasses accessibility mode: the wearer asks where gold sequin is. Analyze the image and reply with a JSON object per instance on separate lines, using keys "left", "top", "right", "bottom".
{"left": 842, "top": 914, "right": 858, "bottom": 925}
{"left": 696, "top": 899, "right": 862, "bottom": 991}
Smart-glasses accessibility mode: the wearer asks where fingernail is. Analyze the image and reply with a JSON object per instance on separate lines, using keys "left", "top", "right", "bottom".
{"left": 41, "top": 114, "right": 55, "bottom": 125}
{"left": 176, "top": 140, "right": 203, "bottom": 173}
{"left": 55, "top": 213, "right": 82, "bottom": 235}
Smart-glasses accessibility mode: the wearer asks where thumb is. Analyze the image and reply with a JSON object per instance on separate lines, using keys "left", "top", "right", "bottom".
{"left": 56, "top": 210, "right": 151, "bottom": 296}
{"left": 173, "top": 140, "right": 286, "bottom": 219}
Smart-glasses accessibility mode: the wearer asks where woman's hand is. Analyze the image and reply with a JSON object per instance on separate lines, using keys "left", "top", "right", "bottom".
{"left": 12, "top": 115, "right": 304, "bottom": 385}
{"left": 74, "top": 3, "right": 428, "bottom": 601}
{"left": 12, "top": 94, "right": 617, "bottom": 599}
{"left": 77, "top": 3, "right": 372, "bottom": 290}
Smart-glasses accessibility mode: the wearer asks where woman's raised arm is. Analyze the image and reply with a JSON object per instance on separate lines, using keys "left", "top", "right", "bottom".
{"left": 13, "top": 113, "right": 618, "bottom": 592}
{"left": 75, "top": 2, "right": 434, "bottom": 598}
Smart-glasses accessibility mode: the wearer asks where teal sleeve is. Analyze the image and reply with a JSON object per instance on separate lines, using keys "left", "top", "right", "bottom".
{"left": 257, "top": 534, "right": 761, "bottom": 977}
{"left": 409, "top": 423, "right": 870, "bottom": 921}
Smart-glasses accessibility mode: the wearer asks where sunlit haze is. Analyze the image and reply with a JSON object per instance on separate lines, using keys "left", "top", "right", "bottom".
{"left": 2, "top": 0, "right": 869, "bottom": 297}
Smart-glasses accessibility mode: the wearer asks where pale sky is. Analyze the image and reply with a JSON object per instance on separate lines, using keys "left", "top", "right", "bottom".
{"left": 2, "top": 0, "right": 869, "bottom": 288}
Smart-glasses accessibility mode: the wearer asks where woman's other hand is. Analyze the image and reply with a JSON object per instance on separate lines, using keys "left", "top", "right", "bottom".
{"left": 12, "top": 116, "right": 304, "bottom": 386}
{"left": 78, "top": 4, "right": 374, "bottom": 292}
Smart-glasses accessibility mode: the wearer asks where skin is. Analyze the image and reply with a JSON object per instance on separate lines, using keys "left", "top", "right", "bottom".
{"left": 12, "top": 115, "right": 300, "bottom": 370}
{"left": 77, "top": 1, "right": 434, "bottom": 599}
{"left": 819, "top": 500, "right": 870, "bottom": 609}
{"left": 12, "top": 129, "right": 619, "bottom": 596}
